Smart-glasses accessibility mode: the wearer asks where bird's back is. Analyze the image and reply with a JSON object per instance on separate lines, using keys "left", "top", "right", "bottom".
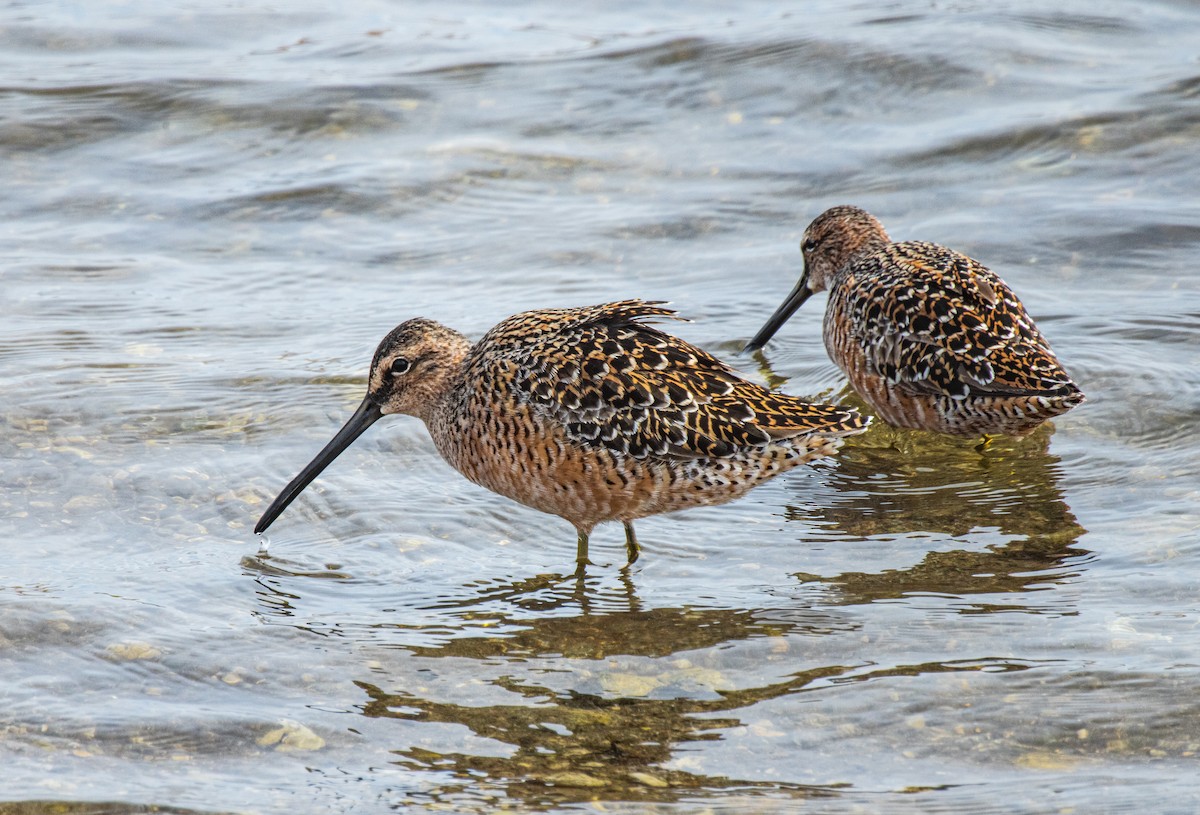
{"left": 476, "top": 300, "right": 865, "bottom": 452}
{"left": 826, "top": 241, "right": 1083, "bottom": 435}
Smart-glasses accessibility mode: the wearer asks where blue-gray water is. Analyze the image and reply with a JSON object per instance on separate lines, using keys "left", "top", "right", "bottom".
{"left": 3, "top": 1, "right": 1199, "bottom": 812}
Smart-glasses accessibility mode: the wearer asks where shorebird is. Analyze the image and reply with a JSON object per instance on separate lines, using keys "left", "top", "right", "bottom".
{"left": 744, "top": 206, "right": 1084, "bottom": 437}
{"left": 255, "top": 300, "right": 867, "bottom": 566}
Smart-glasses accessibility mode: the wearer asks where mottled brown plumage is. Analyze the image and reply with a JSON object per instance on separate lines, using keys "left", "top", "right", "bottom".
{"left": 256, "top": 300, "right": 868, "bottom": 566}
{"left": 744, "top": 206, "right": 1085, "bottom": 436}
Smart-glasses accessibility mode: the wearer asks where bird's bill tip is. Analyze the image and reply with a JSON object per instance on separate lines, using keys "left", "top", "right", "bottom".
{"left": 253, "top": 396, "right": 384, "bottom": 535}
{"left": 743, "top": 280, "right": 814, "bottom": 354}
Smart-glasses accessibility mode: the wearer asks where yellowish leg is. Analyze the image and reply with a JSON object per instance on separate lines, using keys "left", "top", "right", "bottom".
{"left": 623, "top": 522, "right": 640, "bottom": 566}
{"left": 974, "top": 433, "right": 1000, "bottom": 453}
{"left": 575, "top": 530, "right": 591, "bottom": 567}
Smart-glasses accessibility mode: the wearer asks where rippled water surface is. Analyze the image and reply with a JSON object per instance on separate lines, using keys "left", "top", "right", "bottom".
{"left": 3, "top": 1, "right": 1199, "bottom": 812}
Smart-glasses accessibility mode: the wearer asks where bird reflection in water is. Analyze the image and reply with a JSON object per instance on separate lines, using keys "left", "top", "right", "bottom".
{"left": 778, "top": 395, "right": 1088, "bottom": 612}
{"left": 243, "top": 351, "right": 1087, "bottom": 807}
{"left": 355, "top": 603, "right": 1041, "bottom": 807}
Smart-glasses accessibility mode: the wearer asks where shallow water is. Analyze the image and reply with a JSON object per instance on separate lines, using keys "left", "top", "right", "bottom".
{"left": 3, "top": 0, "right": 1199, "bottom": 812}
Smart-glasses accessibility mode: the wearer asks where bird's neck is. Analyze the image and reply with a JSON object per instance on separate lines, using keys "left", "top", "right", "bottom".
{"left": 831, "top": 233, "right": 889, "bottom": 285}
{"left": 409, "top": 340, "right": 472, "bottom": 425}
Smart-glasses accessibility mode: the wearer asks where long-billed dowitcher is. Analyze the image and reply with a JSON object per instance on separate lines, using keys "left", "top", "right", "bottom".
{"left": 255, "top": 300, "right": 868, "bottom": 566}
{"left": 744, "top": 206, "right": 1085, "bottom": 437}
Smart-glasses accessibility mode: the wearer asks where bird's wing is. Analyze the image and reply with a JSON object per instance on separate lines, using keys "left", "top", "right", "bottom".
{"left": 478, "top": 300, "right": 865, "bottom": 459}
{"left": 845, "top": 242, "right": 1076, "bottom": 399}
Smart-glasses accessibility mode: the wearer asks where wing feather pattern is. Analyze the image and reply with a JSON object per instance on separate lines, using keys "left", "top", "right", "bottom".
{"left": 472, "top": 300, "right": 867, "bottom": 459}
{"left": 843, "top": 242, "right": 1078, "bottom": 400}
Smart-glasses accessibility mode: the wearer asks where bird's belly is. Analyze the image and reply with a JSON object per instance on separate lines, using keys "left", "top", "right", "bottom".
{"left": 828, "top": 335, "right": 1069, "bottom": 437}
{"left": 822, "top": 315, "right": 952, "bottom": 433}
{"left": 431, "top": 403, "right": 842, "bottom": 531}
{"left": 430, "top": 403, "right": 652, "bottom": 531}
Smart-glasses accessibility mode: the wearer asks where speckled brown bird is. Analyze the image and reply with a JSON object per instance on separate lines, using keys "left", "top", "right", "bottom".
{"left": 255, "top": 300, "right": 868, "bottom": 566}
{"left": 744, "top": 206, "right": 1085, "bottom": 437}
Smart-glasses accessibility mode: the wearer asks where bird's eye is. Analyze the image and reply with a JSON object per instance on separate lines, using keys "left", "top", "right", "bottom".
{"left": 801, "top": 238, "right": 817, "bottom": 253}
{"left": 389, "top": 357, "right": 411, "bottom": 376}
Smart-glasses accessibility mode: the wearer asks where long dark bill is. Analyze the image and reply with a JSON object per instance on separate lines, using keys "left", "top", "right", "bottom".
{"left": 742, "top": 277, "right": 814, "bottom": 354}
{"left": 254, "top": 396, "right": 383, "bottom": 534}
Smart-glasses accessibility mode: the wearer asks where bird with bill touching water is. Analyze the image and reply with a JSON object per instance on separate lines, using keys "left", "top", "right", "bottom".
{"left": 255, "top": 300, "right": 868, "bottom": 567}
{"left": 744, "top": 206, "right": 1084, "bottom": 437}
